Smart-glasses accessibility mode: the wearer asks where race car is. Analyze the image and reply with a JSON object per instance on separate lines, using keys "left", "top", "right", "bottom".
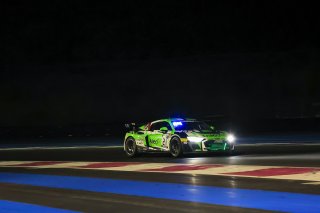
{"left": 124, "top": 118, "right": 235, "bottom": 157}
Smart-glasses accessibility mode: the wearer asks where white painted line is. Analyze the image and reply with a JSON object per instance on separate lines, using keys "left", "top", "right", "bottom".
{"left": 0, "top": 161, "right": 34, "bottom": 166}
{"left": 76, "top": 163, "right": 177, "bottom": 171}
{"left": 238, "top": 143, "right": 320, "bottom": 146}
{"left": 174, "top": 165, "right": 278, "bottom": 175}
{"left": 0, "top": 146, "right": 122, "bottom": 151}
{"left": 30, "top": 162, "right": 94, "bottom": 168}
{"left": 262, "top": 170, "right": 320, "bottom": 182}
{"left": 1, "top": 143, "right": 320, "bottom": 151}
{"left": 303, "top": 182, "right": 320, "bottom": 185}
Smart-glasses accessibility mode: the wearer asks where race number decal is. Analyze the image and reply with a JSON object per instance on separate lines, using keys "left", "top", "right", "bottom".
{"left": 162, "top": 134, "right": 171, "bottom": 148}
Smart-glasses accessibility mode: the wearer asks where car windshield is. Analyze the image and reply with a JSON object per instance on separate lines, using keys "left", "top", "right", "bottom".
{"left": 172, "top": 121, "right": 213, "bottom": 132}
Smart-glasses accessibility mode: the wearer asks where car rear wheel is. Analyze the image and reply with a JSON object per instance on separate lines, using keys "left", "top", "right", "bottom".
{"left": 125, "top": 137, "right": 138, "bottom": 157}
{"left": 170, "top": 137, "right": 183, "bottom": 157}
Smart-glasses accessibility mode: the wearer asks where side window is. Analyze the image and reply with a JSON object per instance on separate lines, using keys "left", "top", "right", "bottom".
{"left": 150, "top": 122, "right": 172, "bottom": 131}
{"left": 150, "top": 122, "right": 161, "bottom": 131}
{"left": 162, "top": 122, "right": 172, "bottom": 130}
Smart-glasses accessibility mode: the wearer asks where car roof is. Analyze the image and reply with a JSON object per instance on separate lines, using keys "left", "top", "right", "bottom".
{"left": 151, "top": 118, "right": 197, "bottom": 123}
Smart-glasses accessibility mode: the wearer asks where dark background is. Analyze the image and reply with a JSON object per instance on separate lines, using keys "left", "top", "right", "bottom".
{"left": 2, "top": 1, "right": 320, "bottom": 137}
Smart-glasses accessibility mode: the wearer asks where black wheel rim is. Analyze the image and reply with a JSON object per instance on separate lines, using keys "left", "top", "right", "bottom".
{"left": 126, "top": 140, "right": 135, "bottom": 155}
{"left": 171, "top": 141, "right": 179, "bottom": 155}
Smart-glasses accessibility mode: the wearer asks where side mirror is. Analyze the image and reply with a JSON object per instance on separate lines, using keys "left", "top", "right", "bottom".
{"left": 160, "top": 127, "right": 168, "bottom": 133}
{"left": 210, "top": 126, "right": 215, "bottom": 130}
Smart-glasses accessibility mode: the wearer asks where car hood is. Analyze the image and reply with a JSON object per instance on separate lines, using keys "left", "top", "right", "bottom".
{"left": 184, "top": 131, "right": 227, "bottom": 140}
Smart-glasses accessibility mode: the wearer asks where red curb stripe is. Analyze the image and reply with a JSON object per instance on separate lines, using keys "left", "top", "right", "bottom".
{"left": 78, "top": 162, "right": 143, "bottom": 168}
{"left": 143, "top": 165, "right": 223, "bottom": 172}
{"left": 12, "top": 162, "right": 67, "bottom": 167}
{"left": 224, "top": 167, "right": 319, "bottom": 177}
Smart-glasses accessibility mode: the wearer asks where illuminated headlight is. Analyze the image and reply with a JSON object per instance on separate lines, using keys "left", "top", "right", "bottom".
{"left": 226, "top": 134, "right": 235, "bottom": 143}
{"left": 187, "top": 136, "right": 204, "bottom": 143}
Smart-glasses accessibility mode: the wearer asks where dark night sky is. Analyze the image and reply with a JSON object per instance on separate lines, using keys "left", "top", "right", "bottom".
{"left": 2, "top": 2, "right": 320, "bottom": 126}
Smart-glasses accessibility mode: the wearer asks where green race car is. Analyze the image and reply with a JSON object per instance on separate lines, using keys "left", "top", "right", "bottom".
{"left": 124, "top": 118, "right": 235, "bottom": 157}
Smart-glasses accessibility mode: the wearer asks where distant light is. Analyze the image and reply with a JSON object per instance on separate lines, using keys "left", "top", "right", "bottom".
{"left": 172, "top": 121, "right": 183, "bottom": 127}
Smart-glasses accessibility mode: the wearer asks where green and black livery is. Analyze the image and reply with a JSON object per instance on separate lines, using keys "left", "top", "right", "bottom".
{"left": 124, "top": 118, "right": 235, "bottom": 157}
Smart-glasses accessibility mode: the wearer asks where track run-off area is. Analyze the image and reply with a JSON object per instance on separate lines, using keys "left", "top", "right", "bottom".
{"left": 0, "top": 142, "right": 320, "bottom": 212}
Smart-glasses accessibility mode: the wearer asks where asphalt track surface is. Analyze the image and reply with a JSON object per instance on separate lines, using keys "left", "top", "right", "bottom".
{"left": 0, "top": 142, "right": 320, "bottom": 212}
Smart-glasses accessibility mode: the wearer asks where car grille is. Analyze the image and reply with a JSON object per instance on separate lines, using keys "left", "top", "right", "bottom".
{"left": 204, "top": 140, "right": 214, "bottom": 147}
{"left": 204, "top": 140, "right": 224, "bottom": 147}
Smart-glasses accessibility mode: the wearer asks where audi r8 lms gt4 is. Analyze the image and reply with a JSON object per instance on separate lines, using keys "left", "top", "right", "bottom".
{"left": 124, "top": 118, "right": 235, "bottom": 157}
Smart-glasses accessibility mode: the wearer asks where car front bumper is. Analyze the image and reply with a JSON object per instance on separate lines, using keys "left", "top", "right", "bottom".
{"left": 182, "top": 140, "right": 234, "bottom": 152}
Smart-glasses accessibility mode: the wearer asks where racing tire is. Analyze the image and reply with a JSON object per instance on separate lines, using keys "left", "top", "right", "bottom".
{"left": 124, "top": 137, "right": 138, "bottom": 157}
{"left": 169, "top": 137, "right": 183, "bottom": 157}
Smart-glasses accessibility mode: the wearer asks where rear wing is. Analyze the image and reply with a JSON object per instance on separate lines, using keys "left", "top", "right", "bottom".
{"left": 125, "top": 123, "right": 137, "bottom": 132}
{"left": 125, "top": 122, "right": 148, "bottom": 132}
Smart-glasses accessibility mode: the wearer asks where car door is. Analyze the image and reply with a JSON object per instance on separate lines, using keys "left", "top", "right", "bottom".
{"left": 148, "top": 121, "right": 173, "bottom": 149}
{"left": 148, "top": 122, "right": 164, "bottom": 149}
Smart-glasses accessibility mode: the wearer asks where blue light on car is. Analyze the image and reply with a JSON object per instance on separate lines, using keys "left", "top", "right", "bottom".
{"left": 172, "top": 121, "right": 182, "bottom": 127}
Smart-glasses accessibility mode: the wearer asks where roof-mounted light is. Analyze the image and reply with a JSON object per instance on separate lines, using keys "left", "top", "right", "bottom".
{"left": 172, "top": 121, "right": 183, "bottom": 127}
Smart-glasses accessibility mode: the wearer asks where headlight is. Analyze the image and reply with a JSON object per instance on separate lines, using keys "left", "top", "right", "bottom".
{"left": 187, "top": 136, "right": 204, "bottom": 143}
{"left": 226, "top": 134, "right": 235, "bottom": 143}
